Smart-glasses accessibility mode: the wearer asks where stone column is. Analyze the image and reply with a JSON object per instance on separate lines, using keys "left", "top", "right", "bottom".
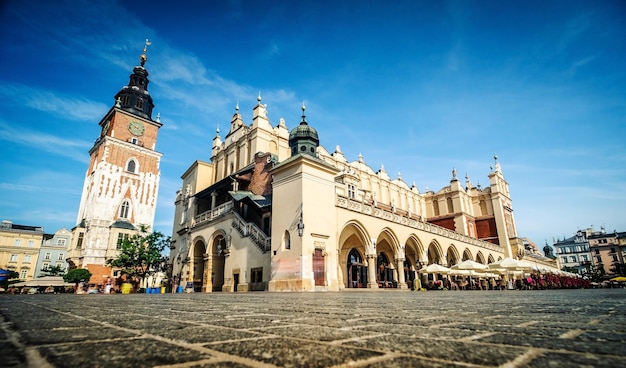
{"left": 202, "top": 253, "right": 212, "bottom": 292}
{"left": 396, "top": 258, "right": 407, "bottom": 289}
{"left": 366, "top": 254, "right": 378, "bottom": 289}
{"left": 210, "top": 191, "right": 217, "bottom": 210}
{"left": 336, "top": 248, "right": 344, "bottom": 290}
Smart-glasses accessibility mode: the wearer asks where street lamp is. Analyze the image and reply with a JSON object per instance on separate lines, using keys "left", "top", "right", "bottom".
{"left": 297, "top": 211, "right": 305, "bottom": 237}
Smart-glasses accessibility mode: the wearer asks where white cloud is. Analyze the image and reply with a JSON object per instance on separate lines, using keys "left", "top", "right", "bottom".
{"left": 0, "top": 83, "right": 108, "bottom": 122}
{"left": 0, "top": 120, "right": 91, "bottom": 163}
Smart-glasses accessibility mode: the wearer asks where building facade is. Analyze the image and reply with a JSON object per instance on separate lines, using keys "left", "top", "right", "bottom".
{"left": 552, "top": 228, "right": 593, "bottom": 274}
{"left": 588, "top": 228, "right": 625, "bottom": 277}
{"left": 0, "top": 220, "right": 44, "bottom": 281}
{"left": 67, "top": 42, "right": 163, "bottom": 285}
{"left": 35, "top": 228, "right": 71, "bottom": 277}
{"left": 169, "top": 99, "right": 557, "bottom": 292}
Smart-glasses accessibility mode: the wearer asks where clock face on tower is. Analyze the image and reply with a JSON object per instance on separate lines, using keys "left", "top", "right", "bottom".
{"left": 128, "top": 120, "right": 145, "bottom": 136}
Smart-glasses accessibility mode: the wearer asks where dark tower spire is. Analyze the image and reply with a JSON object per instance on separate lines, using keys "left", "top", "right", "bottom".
{"left": 289, "top": 102, "right": 319, "bottom": 157}
{"left": 113, "top": 39, "right": 155, "bottom": 120}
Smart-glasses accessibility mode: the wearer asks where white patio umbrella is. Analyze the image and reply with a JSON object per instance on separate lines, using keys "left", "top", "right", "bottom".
{"left": 418, "top": 263, "right": 451, "bottom": 274}
{"left": 13, "top": 276, "right": 74, "bottom": 287}
{"left": 451, "top": 259, "right": 488, "bottom": 271}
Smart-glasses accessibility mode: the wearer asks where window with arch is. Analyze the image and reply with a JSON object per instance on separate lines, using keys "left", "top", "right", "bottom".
{"left": 446, "top": 197, "right": 453, "bottom": 213}
{"left": 479, "top": 200, "right": 488, "bottom": 215}
{"left": 126, "top": 159, "right": 137, "bottom": 173}
{"left": 136, "top": 98, "right": 143, "bottom": 109}
{"left": 284, "top": 230, "right": 291, "bottom": 250}
{"left": 433, "top": 200, "right": 440, "bottom": 216}
{"left": 119, "top": 200, "right": 130, "bottom": 219}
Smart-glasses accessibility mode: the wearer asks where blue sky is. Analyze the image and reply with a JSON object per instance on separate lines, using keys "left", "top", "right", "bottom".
{"left": 1, "top": 0, "right": 624, "bottom": 248}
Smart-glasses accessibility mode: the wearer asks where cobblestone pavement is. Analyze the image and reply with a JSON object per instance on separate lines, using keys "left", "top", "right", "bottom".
{"left": 1, "top": 289, "right": 626, "bottom": 367}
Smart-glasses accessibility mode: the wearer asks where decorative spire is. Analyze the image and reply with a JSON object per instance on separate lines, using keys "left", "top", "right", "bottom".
{"left": 140, "top": 39, "right": 152, "bottom": 67}
{"left": 115, "top": 97, "right": 121, "bottom": 108}
{"left": 301, "top": 102, "right": 307, "bottom": 124}
{"left": 358, "top": 153, "right": 364, "bottom": 162}
{"left": 216, "top": 125, "right": 220, "bottom": 134}
{"left": 235, "top": 101, "right": 239, "bottom": 113}
{"left": 257, "top": 91, "right": 262, "bottom": 104}
{"left": 451, "top": 167, "right": 458, "bottom": 181}
{"left": 155, "top": 112, "right": 161, "bottom": 123}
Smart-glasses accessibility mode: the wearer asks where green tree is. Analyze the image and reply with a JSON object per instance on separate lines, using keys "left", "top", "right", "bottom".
{"left": 107, "top": 226, "right": 170, "bottom": 289}
{"left": 63, "top": 268, "right": 92, "bottom": 292}
{"left": 41, "top": 265, "right": 65, "bottom": 276}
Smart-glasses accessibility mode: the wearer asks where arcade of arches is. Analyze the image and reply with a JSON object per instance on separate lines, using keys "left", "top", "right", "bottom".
{"left": 339, "top": 222, "right": 501, "bottom": 290}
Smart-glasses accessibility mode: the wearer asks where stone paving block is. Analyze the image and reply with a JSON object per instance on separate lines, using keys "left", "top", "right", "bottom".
{"left": 208, "top": 336, "right": 383, "bottom": 367}
{"left": 477, "top": 332, "right": 626, "bottom": 356}
{"left": 252, "top": 324, "right": 369, "bottom": 342}
{"left": 355, "top": 324, "right": 479, "bottom": 340}
{"left": 183, "top": 361, "right": 258, "bottom": 368}
{"left": 0, "top": 339, "right": 27, "bottom": 367}
{"left": 527, "top": 351, "right": 626, "bottom": 368}
{"left": 36, "top": 337, "right": 211, "bottom": 368}
{"left": 343, "top": 334, "right": 528, "bottom": 366}
{"left": 20, "top": 326, "right": 138, "bottom": 345}
{"left": 443, "top": 323, "right": 567, "bottom": 337}
{"left": 364, "top": 355, "right": 469, "bottom": 368}
{"left": 158, "top": 325, "right": 264, "bottom": 344}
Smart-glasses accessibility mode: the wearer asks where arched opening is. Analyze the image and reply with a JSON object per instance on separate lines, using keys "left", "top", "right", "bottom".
{"left": 192, "top": 240, "right": 206, "bottom": 292}
{"left": 462, "top": 249, "right": 473, "bottom": 261}
{"left": 346, "top": 248, "right": 367, "bottom": 288}
{"left": 447, "top": 246, "right": 460, "bottom": 267}
{"left": 377, "top": 252, "right": 395, "bottom": 288}
{"left": 338, "top": 222, "right": 370, "bottom": 289}
{"left": 211, "top": 235, "right": 226, "bottom": 292}
{"left": 403, "top": 238, "right": 422, "bottom": 289}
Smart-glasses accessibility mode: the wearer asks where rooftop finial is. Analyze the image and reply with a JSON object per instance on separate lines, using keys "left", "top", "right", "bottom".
{"left": 301, "top": 101, "right": 307, "bottom": 124}
{"left": 155, "top": 112, "right": 161, "bottom": 123}
{"left": 140, "top": 38, "right": 152, "bottom": 67}
{"left": 257, "top": 91, "right": 262, "bottom": 103}
{"left": 235, "top": 101, "right": 239, "bottom": 113}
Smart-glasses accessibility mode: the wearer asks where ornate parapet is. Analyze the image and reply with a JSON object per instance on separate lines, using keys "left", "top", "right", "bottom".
{"left": 336, "top": 194, "right": 502, "bottom": 252}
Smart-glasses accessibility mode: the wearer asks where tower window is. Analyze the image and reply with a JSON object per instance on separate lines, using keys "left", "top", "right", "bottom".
{"left": 122, "top": 95, "right": 130, "bottom": 106}
{"left": 284, "top": 230, "right": 291, "bottom": 250}
{"left": 136, "top": 98, "right": 143, "bottom": 109}
{"left": 119, "top": 200, "right": 130, "bottom": 219}
{"left": 126, "top": 159, "right": 136, "bottom": 173}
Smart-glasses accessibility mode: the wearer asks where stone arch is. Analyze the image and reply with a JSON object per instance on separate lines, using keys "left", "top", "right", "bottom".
{"left": 462, "top": 248, "right": 473, "bottom": 261}
{"left": 475, "top": 252, "right": 486, "bottom": 264}
{"left": 377, "top": 227, "right": 401, "bottom": 256}
{"left": 446, "top": 245, "right": 461, "bottom": 267}
{"left": 487, "top": 254, "right": 495, "bottom": 264}
{"left": 208, "top": 230, "right": 229, "bottom": 292}
{"left": 404, "top": 235, "right": 424, "bottom": 266}
{"left": 403, "top": 235, "right": 424, "bottom": 289}
{"left": 338, "top": 220, "right": 372, "bottom": 289}
{"left": 375, "top": 228, "right": 401, "bottom": 288}
{"left": 427, "top": 240, "right": 444, "bottom": 265}
{"left": 190, "top": 237, "right": 207, "bottom": 292}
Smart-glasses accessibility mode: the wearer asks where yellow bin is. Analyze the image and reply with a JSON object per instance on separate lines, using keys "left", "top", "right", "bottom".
{"left": 121, "top": 283, "right": 132, "bottom": 294}
{"left": 160, "top": 287, "right": 165, "bottom": 294}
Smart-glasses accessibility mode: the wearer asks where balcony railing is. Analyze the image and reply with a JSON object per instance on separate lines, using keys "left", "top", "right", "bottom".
{"left": 336, "top": 194, "right": 502, "bottom": 252}
{"left": 194, "top": 201, "right": 234, "bottom": 226}
{"left": 231, "top": 212, "right": 271, "bottom": 253}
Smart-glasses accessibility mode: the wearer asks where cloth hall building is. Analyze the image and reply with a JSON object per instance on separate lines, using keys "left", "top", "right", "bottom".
{"left": 169, "top": 97, "right": 556, "bottom": 292}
